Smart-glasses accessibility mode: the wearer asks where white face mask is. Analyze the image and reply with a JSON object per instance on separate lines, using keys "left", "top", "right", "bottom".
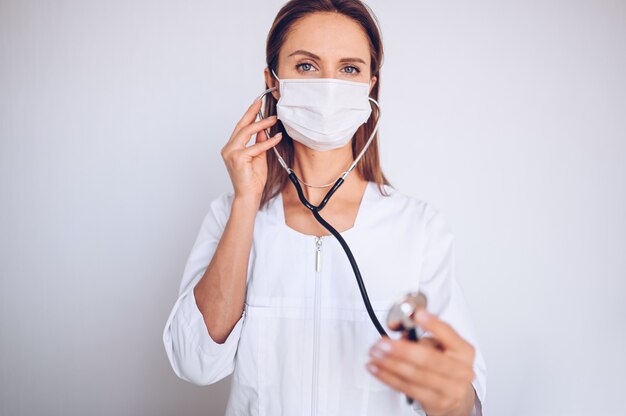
{"left": 272, "top": 69, "right": 373, "bottom": 152}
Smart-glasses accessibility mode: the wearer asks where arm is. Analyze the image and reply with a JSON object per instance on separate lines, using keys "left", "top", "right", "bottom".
{"left": 366, "top": 204, "right": 487, "bottom": 415}
{"left": 193, "top": 194, "right": 259, "bottom": 343}
{"left": 162, "top": 96, "right": 282, "bottom": 385}
{"left": 416, "top": 206, "right": 487, "bottom": 414}
{"left": 162, "top": 191, "right": 257, "bottom": 385}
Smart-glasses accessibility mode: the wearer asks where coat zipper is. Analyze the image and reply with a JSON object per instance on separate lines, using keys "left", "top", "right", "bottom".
{"left": 311, "top": 235, "right": 323, "bottom": 415}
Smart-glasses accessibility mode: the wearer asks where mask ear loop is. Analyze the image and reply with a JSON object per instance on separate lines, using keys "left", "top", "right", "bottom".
{"left": 255, "top": 84, "right": 388, "bottom": 338}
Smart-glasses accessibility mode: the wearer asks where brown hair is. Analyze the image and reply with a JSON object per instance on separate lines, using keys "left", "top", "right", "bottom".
{"left": 260, "top": 0, "right": 393, "bottom": 210}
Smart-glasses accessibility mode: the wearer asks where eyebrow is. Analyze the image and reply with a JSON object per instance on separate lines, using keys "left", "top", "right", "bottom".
{"left": 287, "top": 49, "right": 366, "bottom": 64}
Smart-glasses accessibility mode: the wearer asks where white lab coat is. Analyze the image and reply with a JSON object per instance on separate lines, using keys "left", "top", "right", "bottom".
{"left": 163, "top": 181, "right": 487, "bottom": 415}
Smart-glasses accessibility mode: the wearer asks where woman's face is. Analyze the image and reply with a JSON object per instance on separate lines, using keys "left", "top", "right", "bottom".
{"left": 266, "top": 11, "right": 377, "bottom": 100}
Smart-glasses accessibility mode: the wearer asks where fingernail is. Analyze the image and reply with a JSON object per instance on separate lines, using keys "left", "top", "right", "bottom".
{"left": 417, "top": 309, "right": 431, "bottom": 323}
{"left": 375, "top": 339, "right": 393, "bottom": 353}
{"left": 273, "top": 132, "right": 282, "bottom": 139}
{"left": 369, "top": 346, "right": 386, "bottom": 359}
{"left": 366, "top": 362, "right": 379, "bottom": 374}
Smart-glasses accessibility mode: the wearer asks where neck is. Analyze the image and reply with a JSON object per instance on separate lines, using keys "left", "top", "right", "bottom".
{"left": 289, "top": 141, "right": 366, "bottom": 203}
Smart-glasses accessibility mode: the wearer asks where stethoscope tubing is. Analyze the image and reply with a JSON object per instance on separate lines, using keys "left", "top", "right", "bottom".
{"left": 287, "top": 170, "right": 388, "bottom": 338}
{"left": 256, "top": 86, "right": 389, "bottom": 338}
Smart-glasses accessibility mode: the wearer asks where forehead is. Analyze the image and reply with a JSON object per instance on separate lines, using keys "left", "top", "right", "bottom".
{"left": 281, "top": 12, "right": 370, "bottom": 62}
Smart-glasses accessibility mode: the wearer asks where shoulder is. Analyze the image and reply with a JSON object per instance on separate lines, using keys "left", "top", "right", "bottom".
{"left": 201, "top": 189, "right": 235, "bottom": 230}
{"left": 201, "top": 189, "right": 282, "bottom": 229}
{"left": 208, "top": 189, "right": 235, "bottom": 212}
{"left": 370, "top": 182, "right": 445, "bottom": 228}
{"left": 373, "top": 184, "right": 456, "bottom": 259}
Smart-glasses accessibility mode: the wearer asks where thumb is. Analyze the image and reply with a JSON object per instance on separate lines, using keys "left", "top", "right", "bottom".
{"left": 413, "top": 308, "right": 467, "bottom": 353}
{"left": 418, "top": 336, "right": 445, "bottom": 351}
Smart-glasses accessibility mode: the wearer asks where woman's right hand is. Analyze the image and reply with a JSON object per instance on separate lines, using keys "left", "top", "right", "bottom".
{"left": 221, "top": 97, "right": 283, "bottom": 202}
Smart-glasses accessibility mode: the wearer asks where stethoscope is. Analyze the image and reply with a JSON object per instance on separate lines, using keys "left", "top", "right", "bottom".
{"left": 258, "top": 83, "right": 426, "bottom": 341}
{"left": 256, "top": 84, "right": 390, "bottom": 336}
{"left": 256, "top": 83, "right": 428, "bottom": 404}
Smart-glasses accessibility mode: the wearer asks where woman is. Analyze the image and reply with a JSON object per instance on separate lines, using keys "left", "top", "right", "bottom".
{"left": 163, "top": 1, "right": 487, "bottom": 415}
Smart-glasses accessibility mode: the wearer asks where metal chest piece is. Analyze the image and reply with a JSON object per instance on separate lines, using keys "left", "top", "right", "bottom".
{"left": 386, "top": 291, "right": 429, "bottom": 407}
{"left": 386, "top": 291, "right": 428, "bottom": 340}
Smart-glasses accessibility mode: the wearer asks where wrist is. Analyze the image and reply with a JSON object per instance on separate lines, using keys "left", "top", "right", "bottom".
{"left": 233, "top": 194, "right": 261, "bottom": 210}
{"left": 429, "top": 384, "right": 476, "bottom": 416}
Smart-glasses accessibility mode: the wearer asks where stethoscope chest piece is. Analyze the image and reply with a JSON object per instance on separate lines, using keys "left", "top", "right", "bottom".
{"left": 386, "top": 291, "right": 428, "bottom": 341}
{"left": 386, "top": 291, "right": 428, "bottom": 406}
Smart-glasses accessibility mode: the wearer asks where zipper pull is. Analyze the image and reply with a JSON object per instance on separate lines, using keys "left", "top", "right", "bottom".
{"left": 315, "top": 236, "right": 323, "bottom": 272}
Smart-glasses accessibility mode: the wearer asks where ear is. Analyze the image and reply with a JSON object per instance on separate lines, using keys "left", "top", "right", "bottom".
{"left": 264, "top": 67, "right": 280, "bottom": 100}
{"left": 369, "top": 75, "right": 377, "bottom": 94}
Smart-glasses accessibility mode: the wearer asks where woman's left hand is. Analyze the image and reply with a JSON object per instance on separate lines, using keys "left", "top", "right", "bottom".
{"left": 367, "top": 309, "right": 477, "bottom": 416}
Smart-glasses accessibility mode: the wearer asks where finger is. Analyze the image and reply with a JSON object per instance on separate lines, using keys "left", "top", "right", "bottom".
{"left": 255, "top": 124, "right": 269, "bottom": 143}
{"left": 419, "top": 336, "right": 445, "bottom": 351}
{"left": 232, "top": 116, "right": 278, "bottom": 148}
{"left": 366, "top": 361, "right": 442, "bottom": 406}
{"left": 224, "top": 115, "right": 278, "bottom": 153}
{"left": 367, "top": 352, "right": 454, "bottom": 396}
{"left": 244, "top": 132, "right": 283, "bottom": 157}
{"left": 231, "top": 98, "right": 264, "bottom": 138}
{"left": 415, "top": 309, "right": 472, "bottom": 354}
{"left": 401, "top": 331, "right": 442, "bottom": 350}
{"left": 370, "top": 338, "right": 473, "bottom": 380}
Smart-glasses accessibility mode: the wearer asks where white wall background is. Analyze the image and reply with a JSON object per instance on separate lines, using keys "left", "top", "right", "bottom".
{"left": 1, "top": 1, "right": 624, "bottom": 415}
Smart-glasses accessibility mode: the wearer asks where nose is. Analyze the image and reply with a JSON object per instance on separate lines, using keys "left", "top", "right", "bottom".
{"left": 319, "top": 69, "right": 336, "bottom": 79}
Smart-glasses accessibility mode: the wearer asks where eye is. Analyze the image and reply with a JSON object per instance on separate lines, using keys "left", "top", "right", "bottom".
{"left": 295, "top": 62, "right": 316, "bottom": 73}
{"left": 343, "top": 65, "right": 361, "bottom": 75}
